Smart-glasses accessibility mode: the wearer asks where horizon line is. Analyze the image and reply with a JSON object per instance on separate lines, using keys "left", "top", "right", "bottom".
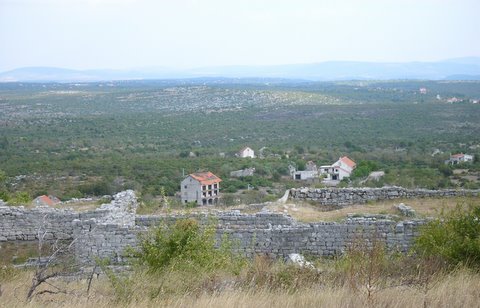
{"left": 2, "top": 56, "right": 480, "bottom": 73}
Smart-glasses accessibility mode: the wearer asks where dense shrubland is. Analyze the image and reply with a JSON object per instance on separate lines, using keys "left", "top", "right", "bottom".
{"left": 0, "top": 80, "right": 479, "bottom": 201}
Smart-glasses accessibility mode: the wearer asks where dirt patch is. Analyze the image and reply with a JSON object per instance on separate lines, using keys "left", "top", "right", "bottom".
{"left": 265, "top": 196, "right": 480, "bottom": 222}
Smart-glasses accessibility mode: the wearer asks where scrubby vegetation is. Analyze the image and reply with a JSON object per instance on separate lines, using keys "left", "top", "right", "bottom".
{"left": 415, "top": 203, "right": 480, "bottom": 268}
{"left": 0, "top": 80, "right": 479, "bottom": 203}
{"left": 2, "top": 206, "right": 480, "bottom": 307}
{"left": 132, "top": 218, "right": 244, "bottom": 274}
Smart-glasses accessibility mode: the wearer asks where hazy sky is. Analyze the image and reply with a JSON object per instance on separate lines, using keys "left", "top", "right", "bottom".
{"left": 1, "top": 0, "right": 479, "bottom": 71}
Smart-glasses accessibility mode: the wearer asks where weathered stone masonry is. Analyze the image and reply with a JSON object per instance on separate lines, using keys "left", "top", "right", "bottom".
{"left": 290, "top": 187, "right": 480, "bottom": 206}
{"left": 3, "top": 187, "right": 477, "bottom": 264}
{"left": 0, "top": 190, "right": 137, "bottom": 242}
{"left": 136, "top": 213, "right": 424, "bottom": 258}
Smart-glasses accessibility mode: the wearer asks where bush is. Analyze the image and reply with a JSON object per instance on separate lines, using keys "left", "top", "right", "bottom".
{"left": 7, "top": 191, "right": 31, "bottom": 205}
{"left": 351, "top": 160, "right": 379, "bottom": 179}
{"left": 415, "top": 202, "right": 480, "bottom": 268}
{"left": 133, "top": 218, "right": 244, "bottom": 274}
{"left": 79, "top": 180, "right": 114, "bottom": 196}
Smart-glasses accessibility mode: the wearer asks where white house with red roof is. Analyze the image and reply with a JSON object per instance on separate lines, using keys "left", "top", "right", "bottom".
{"left": 181, "top": 171, "right": 222, "bottom": 206}
{"left": 237, "top": 146, "right": 255, "bottom": 158}
{"left": 445, "top": 153, "right": 474, "bottom": 165}
{"left": 320, "top": 156, "right": 357, "bottom": 181}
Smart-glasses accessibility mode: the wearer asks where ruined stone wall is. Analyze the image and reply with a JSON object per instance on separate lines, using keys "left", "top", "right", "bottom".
{"left": 0, "top": 190, "right": 137, "bottom": 242}
{"left": 222, "top": 216, "right": 424, "bottom": 258}
{"left": 0, "top": 189, "right": 431, "bottom": 264}
{"left": 135, "top": 211, "right": 295, "bottom": 229}
{"left": 290, "top": 187, "right": 480, "bottom": 206}
{"left": 73, "top": 219, "right": 140, "bottom": 264}
{"left": 0, "top": 205, "right": 105, "bottom": 241}
{"left": 74, "top": 211, "right": 426, "bottom": 264}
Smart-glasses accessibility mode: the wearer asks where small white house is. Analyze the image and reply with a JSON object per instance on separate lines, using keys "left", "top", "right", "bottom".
{"left": 238, "top": 147, "right": 255, "bottom": 158}
{"left": 292, "top": 170, "right": 319, "bottom": 180}
{"left": 445, "top": 153, "right": 474, "bottom": 165}
{"left": 320, "top": 156, "right": 356, "bottom": 181}
{"left": 181, "top": 172, "right": 222, "bottom": 206}
{"left": 291, "top": 161, "right": 319, "bottom": 180}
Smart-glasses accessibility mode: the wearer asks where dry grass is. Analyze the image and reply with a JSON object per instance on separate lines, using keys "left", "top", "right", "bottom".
{"left": 265, "top": 196, "right": 480, "bottom": 222}
{"left": 2, "top": 268, "right": 480, "bottom": 307}
{"left": 138, "top": 196, "right": 479, "bottom": 222}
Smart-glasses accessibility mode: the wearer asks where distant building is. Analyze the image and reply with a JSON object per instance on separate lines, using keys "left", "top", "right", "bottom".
{"left": 237, "top": 146, "right": 255, "bottom": 158}
{"left": 33, "top": 195, "right": 61, "bottom": 207}
{"left": 445, "top": 153, "right": 474, "bottom": 165}
{"left": 419, "top": 87, "right": 427, "bottom": 94}
{"left": 291, "top": 161, "right": 319, "bottom": 180}
{"left": 447, "top": 97, "right": 462, "bottom": 103}
{"left": 180, "top": 172, "right": 221, "bottom": 206}
{"left": 292, "top": 170, "right": 319, "bottom": 180}
{"left": 320, "top": 156, "right": 357, "bottom": 181}
{"left": 230, "top": 167, "right": 255, "bottom": 178}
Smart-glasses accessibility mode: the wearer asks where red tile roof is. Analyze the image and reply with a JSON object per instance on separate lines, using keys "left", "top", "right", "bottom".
{"left": 451, "top": 153, "right": 464, "bottom": 158}
{"left": 339, "top": 156, "right": 356, "bottom": 168}
{"left": 36, "top": 195, "right": 55, "bottom": 206}
{"left": 190, "top": 172, "right": 222, "bottom": 185}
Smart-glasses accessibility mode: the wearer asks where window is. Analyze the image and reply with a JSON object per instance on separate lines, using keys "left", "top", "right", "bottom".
{"left": 184, "top": 200, "right": 188, "bottom": 203}
{"left": 184, "top": 185, "right": 187, "bottom": 189}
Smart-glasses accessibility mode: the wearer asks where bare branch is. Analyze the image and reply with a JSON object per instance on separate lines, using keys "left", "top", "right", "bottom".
{"left": 34, "top": 289, "right": 67, "bottom": 297}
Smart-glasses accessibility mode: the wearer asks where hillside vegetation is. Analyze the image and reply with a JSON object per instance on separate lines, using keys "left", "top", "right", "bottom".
{"left": 0, "top": 80, "right": 479, "bottom": 201}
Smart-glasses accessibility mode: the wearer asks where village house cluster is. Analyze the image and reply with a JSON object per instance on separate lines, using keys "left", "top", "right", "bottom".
{"left": 445, "top": 153, "right": 474, "bottom": 165}
{"left": 180, "top": 146, "right": 256, "bottom": 206}
{"left": 29, "top": 146, "right": 361, "bottom": 208}
{"left": 181, "top": 149, "right": 358, "bottom": 206}
{"left": 290, "top": 156, "right": 357, "bottom": 184}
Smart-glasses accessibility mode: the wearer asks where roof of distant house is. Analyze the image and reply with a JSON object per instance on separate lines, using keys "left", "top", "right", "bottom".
{"left": 34, "top": 195, "right": 59, "bottom": 206}
{"left": 451, "top": 153, "right": 466, "bottom": 158}
{"left": 339, "top": 156, "right": 356, "bottom": 168}
{"left": 189, "top": 172, "right": 222, "bottom": 185}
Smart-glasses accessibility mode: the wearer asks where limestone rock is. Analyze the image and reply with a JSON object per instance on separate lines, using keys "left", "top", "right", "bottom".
{"left": 286, "top": 253, "right": 315, "bottom": 269}
{"left": 395, "top": 203, "right": 416, "bottom": 217}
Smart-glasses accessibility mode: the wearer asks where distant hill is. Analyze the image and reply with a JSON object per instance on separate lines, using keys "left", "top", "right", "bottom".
{"left": 2, "top": 57, "right": 480, "bottom": 82}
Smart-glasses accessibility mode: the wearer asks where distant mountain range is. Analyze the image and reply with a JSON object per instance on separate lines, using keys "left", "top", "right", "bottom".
{"left": 1, "top": 57, "right": 480, "bottom": 82}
